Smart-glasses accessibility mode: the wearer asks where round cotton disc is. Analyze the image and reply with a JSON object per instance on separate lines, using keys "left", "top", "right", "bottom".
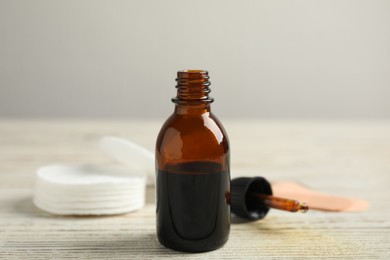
{"left": 37, "top": 164, "right": 146, "bottom": 185}
{"left": 34, "top": 195, "right": 144, "bottom": 209}
{"left": 34, "top": 197, "right": 145, "bottom": 215}
{"left": 98, "top": 136, "right": 155, "bottom": 185}
{"left": 33, "top": 164, "right": 147, "bottom": 215}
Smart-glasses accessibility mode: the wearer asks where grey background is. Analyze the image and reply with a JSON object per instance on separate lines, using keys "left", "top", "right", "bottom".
{"left": 1, "top": 0, "right": 389, "bottom": 118}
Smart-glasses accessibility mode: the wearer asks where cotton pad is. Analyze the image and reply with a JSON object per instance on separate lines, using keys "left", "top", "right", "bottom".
{"left": 34, "top": 195, "right": 144, "bottom": 208}
{"left": 34, "top": 164, "right": 146, "bottom": 215}
{"left": 98, "top": 136, "right": 155, "bottom": 185}
{"left": 34, "top": 197, "right": 145, "bottom": 215}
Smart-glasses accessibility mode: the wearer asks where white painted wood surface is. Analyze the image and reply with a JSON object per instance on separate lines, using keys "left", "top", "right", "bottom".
{"left": 1, "top": 119, "right": 389, "bottom": 259}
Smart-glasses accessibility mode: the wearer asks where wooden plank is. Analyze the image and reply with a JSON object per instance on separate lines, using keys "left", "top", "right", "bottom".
{"left": 0, "top": 119, "right": 389, "bottom": 259}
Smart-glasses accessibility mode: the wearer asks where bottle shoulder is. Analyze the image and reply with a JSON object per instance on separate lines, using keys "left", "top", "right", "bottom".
{"left": 156, "top": 112, "right": 229, "bottom": 158}
{"left": 157, "top": 112, "right": 228, "bottom": 143}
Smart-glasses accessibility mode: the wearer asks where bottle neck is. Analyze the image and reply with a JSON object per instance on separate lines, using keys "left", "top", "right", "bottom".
{"left": 172, "top": 70, "right": 213, "bottom": 115}
{"left": 174, "top": 103, "right": 211, "bottom": 115}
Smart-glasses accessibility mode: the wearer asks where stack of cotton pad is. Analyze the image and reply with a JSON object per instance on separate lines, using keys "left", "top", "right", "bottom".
{"left": 33, "top": 136, "right": 154, "bottom": 215}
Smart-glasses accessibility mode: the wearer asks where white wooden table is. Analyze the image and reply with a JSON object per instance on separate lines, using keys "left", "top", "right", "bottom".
{"left": 1, "top": 119, "right": 389, "bottom": 259}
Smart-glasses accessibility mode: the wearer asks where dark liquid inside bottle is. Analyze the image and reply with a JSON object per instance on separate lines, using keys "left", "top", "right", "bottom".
{"left": 156, "top": 161, "right": 230, "bottom": 252}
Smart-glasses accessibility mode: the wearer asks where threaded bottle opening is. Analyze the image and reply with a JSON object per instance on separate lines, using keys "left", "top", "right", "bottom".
{"left": 172, "top": 70, "right": 214, "bottom": 104}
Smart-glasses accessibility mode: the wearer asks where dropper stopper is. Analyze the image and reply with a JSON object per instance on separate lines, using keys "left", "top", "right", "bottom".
{"left": 231, "top": 177, "right": 273, "bottom": 220}
{"left": 231, "top": 177, "right": 308, "bottom": 220}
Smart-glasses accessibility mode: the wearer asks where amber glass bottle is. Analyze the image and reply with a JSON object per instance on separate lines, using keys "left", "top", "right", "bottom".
{"left": 156, "top": 70, "right": 230, "bottom": 252}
